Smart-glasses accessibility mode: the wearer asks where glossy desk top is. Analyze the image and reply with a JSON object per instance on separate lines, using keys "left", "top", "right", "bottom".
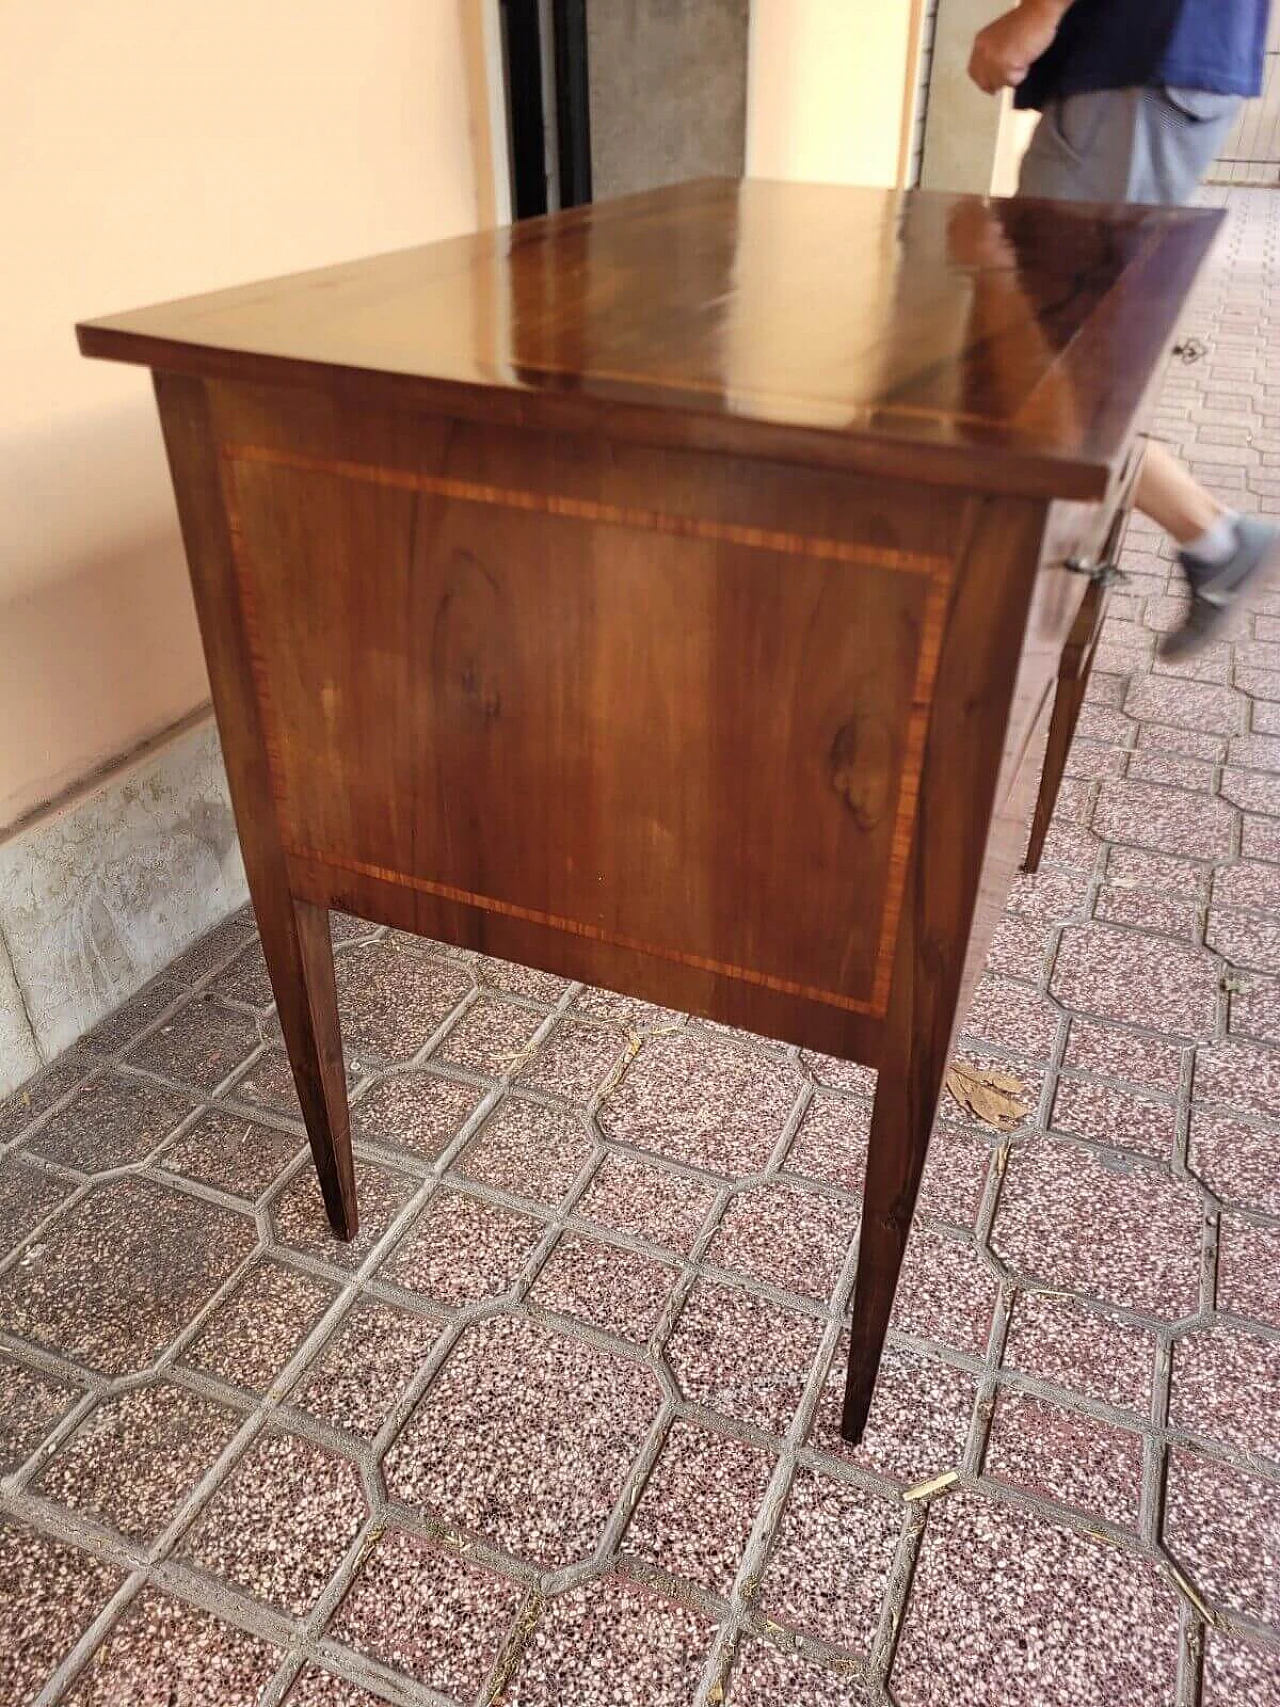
{"left": 79, "top": 177, "right": 1222, "bottom": 500}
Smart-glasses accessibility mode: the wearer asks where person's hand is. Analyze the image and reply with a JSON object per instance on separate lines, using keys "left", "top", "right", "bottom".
{"left": 968, "top": 2, "right": 1065, "bottom": 94}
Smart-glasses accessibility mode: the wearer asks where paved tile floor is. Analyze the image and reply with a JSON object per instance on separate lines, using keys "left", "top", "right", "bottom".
{"left": 3, "top": 190, "right": 1280, "bottom": 1706}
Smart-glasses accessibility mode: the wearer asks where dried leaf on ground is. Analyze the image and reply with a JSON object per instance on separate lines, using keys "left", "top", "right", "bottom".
{"left": 944, "top": 1062, "right": 1028, "bottom": 1131}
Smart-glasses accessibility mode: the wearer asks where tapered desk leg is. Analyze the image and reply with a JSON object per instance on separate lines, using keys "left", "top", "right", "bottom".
{"left": 1023, "top": 576, "right": 1103, "bottom": 875}
{"left": 841, "top": 496, "right": 1046, "bottom": 1444}
{"left": 153, "top": 370, "right": 358, "bottom": 1239}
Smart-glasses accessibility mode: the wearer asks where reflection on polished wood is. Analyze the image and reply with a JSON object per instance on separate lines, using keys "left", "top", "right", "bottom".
{"left": 78, "top": 179, "right": 1220, "bottom": 1442}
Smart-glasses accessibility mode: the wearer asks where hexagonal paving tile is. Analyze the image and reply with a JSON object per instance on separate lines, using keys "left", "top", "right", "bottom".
{"left": 1051, "top": 924, "right": 1218, "bottom": 1037}
{"left": 351, "top": 1070, "right": 483, "bottom": 1163}
{"left": 35, "top": 1381, "right": 241, "bottom": 1540}
{"left": 0, "top": 1177, "right": 257, "bottom": 1374}
{"left": 500, "top": 1573, "right": 716, "bottom": 1707}
{"left": 706, "top": 1181, "right": 859, "bottom": 1305}
{"left": 64, "top": 1588, "right": 278, "bottom": 1707}
{"left": 0, "top": 1520, "right": 122, "bottom": 1706}
{"left": 334, "top": 941, "right": 472, "bottom": 1063}
{"left": 665, "top": 1279, "right": 824, "bottom": 1436}
{"left": 991, "top": 1139, "right": 1204, "bottom": 1319}
{"left": 1170, "top": 1325, "right": 1280, "bottom": 1460}
{"left": 892, "top": 1494, "right": 1180, "bottom": 1706}
{"left": 20, "top": 1072, "right": 195, "bottom": 1172}
{"left": 599, "top": 1031, "right": 801, "bottom": 1178}
{"left": 1163, "top": 1447, "right": 1280, "bottom": 1624}
{"left": 384, "top": 1313, "right": 662, "bottom": 1568}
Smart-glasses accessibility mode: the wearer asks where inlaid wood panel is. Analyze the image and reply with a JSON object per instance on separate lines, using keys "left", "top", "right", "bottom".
{"left": 219, "top": 410, "right": 965, "bottom": 1024}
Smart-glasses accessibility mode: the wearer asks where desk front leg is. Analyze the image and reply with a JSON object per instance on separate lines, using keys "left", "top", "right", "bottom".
{"left": 153, "top": 372, "right": 359, "bottom": 1239}
{"left": 842, "top": 495, "right": 1047, "bottom": 1443}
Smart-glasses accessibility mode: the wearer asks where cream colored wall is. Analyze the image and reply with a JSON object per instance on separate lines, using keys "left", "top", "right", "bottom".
{"left": 746, "top": 0, "right": 916, "bottom": 187}
{"left": 1, "top": 1, "right": 483, "bottom": 829}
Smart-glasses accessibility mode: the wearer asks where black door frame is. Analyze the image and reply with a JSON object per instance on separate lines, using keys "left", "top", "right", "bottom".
{"left": 501, "top": 0, "right": 592, "bottom": 218}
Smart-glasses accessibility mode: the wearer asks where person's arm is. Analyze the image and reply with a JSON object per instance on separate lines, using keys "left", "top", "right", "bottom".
{"left": 968, "top": 0, "right": 1074, "bottom": 94}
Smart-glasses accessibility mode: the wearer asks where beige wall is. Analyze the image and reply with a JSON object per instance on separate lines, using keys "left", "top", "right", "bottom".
{"left": 1, "top": 1, "right": 483, "bottom": 829}
{"left": 746, "top": 0, "right": 917, "bottom": 187}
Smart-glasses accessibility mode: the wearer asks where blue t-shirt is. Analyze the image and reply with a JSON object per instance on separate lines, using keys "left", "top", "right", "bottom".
{"left": 1016, "top": 0, "right": 1270, "bottom": 110}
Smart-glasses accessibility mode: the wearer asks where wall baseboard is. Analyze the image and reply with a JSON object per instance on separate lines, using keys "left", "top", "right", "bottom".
{"left": 0, "top": 712, "right": 247, "bottom": 1098}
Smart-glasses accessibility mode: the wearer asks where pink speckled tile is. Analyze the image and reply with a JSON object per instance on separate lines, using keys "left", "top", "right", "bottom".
{"left": 1051, "top": 924, "right": 1217, "bottom": 1037}
{"left": 290, "top": 1299, "right": 442, "bottom": 1439}
{"left": 572, "top": 986, "right": 684, "bottom": 1031}
{"left": 666, "top": 1279, "right": 824, "bottom": 1435}
{"left": 985, "top": 1389, "right": 1143, "bottom": 1527}
{"left": 1223, "top": 764, "right": 1280, "bottom": 813}
{"left": 1202, "top": 1632, "right": 1280, "bottom": 1707}
{"left": 65, "top": 1589, "right": 277, "bottom": 1707}
{"left": 1094, "top": 885, "right": 1198, "bottom": 938}
{"left": 22, "top": 1072, "right": 195, "bottom": 1173}
{"left": 1066, "top": 738, "right": 1126, "bottom": 781}
{"left": 725, "top": 1640, "right": 869, "bottom": 1705}
{"left": 961, "top": 976, "right": 1060, "bottom": 1058}
{"left": 0, "top": 1353, "right": 78, "bottom": 1473}
{"left": 351, "top": 1071, "right": 483, "bottom": 1163}
{"left": 1077, "top": 703, "right": 1135, "bottom": 745}
{"left": 784, "top": 1092, "right": 871, "bottom": 1193}
{"left": 0, "top": 1158, "right": 77, "bottom": 1257}
{"left": 799, "top": 1051, "right": 878, "bottom": 1096}
{"left": 986, "top": 914, "right": 1050, "bottom": 979}
{"left": 1214, "top": 859, "right": 1280, "bottom": 911}
{"left": 0, "top": 1520, "right": 122, "bottom": 1705}
{"left": 1007, "top": 868, "right": 1091, "bottom": 926}
{"left": 476, "top": 954, "right": 570, "bottom": 1003}
{"left": 915, "top": 1123, "right": 993, "bottom": 1231}
{"left": 182, "top": 1259, "right": 336, "bottom": 1392}
{"left": 517, "top": 1018, "right": 629, "bottom": 1104}
{"left": 1038, "top": 819, "right": 1100, "bottom": 872}
{"left": 1093, "top": 777, "right": 1236, "bottom": 860}
{"left": 1137, "top": 721, "right": 1225, "bottom": 761}
{"left": 180, "top": 1429, "right": 366, "bottom": 1614}
{"left": 889, "top": 1228, "right": 999, "bottom": 1357}
{"left": 1050, "top": 1076, "right": 1176, "bottom": 1161}
{"left": 1125, "top": 674, "right": 1243, "bottom": 734}
{"left": 284, "top": 1668, "right": 392, "bottom": 1707}
{"left": 1163, "top": 1447, "right": 1280, "bottom": 1624}
{"left": 271, "top": 1156, "right": 417, "bottom": 1272}
{"left": 809, "top": 1337, "right": 976, "bottom": 1485}
{"left": 328, "top": 1527, "right": 523, "bottom": 1696}
{"left": 1218, "top": 1212, "right": 1280, "bottom": 1328}
{"left": 1125, "top": 748, "right": 1216, "bottom": 791}
{"left": 599, "top": 1032, "right": 801, "bottom": 1178}
{"left": 158, "top": 1109, "right": 303, "bottom": 1200}
{"left": 1002, "top": 1291, "right": 1154, "bottom": 1413}
{"left": 125, "top": 998, "right": 261, "bottom": 1094}
{"left": 1229, "top": 730, "right": 1280, "bottom": 768}
{"left": 574, "top": 1150, "right": 715, "bottom": 1253}
{"left": 1230, "top": 972, "right": 1280, "bottom": 1041}
{"left": 459, "top": 1096, "right": 594, "bottom": 1206}
{"left": 756, "top": 1468, "right": 900, "bottom": 1653}
{"left": 1062, "top": 1018, "right": 1184, "bottom": 1092}
{"left": 333, "top": 942, "right": 472, "bottom": 1064}
{"left": 1170, "top": 1326, "right": 1280, "bottom": 1460}
{"left": 1188, "top": 1109, "right": 1280, "bottom": 1214}
{"left": 385, "top": 1188, "right": 544, "bottom": 1305}
{"left": 35, "top": 1381, "right": 239, "bottom": 1541}
{"left": 1106, "top": 844, "right": 1210, "bottom": 897}
{"left": 626, "top": 1417, "right": 774, "bottom": 1594}
{"left": 0, "top": 1177, "right": 256, "bottom": 1375}
{"left": 531, "top": 1230, "right": 676, "bottom": 1341}
{"left": 708, "top": 1182, "right": 859, "bottom": 1305}
{"left": 385, "top": 1313, "right": 661, "bottom": 1567}
{"left": 501, "top": 1573, "right": 717, "bottom": 1707}
{"left": 433, "top": 993, "right": 545, "bottom": 1077}
{"left": 1244, "top": 812, "right": 1280, "bottom": 862}
{"left": 992, "top": 1138, "right": 1203, "bottom": 1318}
{"left": 1195, "top": 1038, "right": 1280, "bottom": 1118}
{"left": 226, "top": 1046, "right": 353, "bottom": 1121}
{"left": 1208, "top": 905, "right": 1280, "bottom": 970}
{"left": 892, "top": 1494, "right": 1179, "bottom": 1707}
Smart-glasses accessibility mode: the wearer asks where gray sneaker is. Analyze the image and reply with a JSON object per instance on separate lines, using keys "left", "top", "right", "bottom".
{"left": 1159, "top": 516, "right": 1280, "bottom": 661}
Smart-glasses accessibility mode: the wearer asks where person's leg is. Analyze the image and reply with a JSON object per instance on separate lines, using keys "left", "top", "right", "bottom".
{"left": 1136, "top": 440, "right": 1225, "bottom": 546}
{"left": 1018, "top": 87, "right": 1278, "bottom": 654}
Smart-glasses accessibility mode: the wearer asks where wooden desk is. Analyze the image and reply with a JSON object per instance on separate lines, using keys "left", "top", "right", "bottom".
{"left": 78, "top": 179, "right": 1220, "bottom": 1442}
